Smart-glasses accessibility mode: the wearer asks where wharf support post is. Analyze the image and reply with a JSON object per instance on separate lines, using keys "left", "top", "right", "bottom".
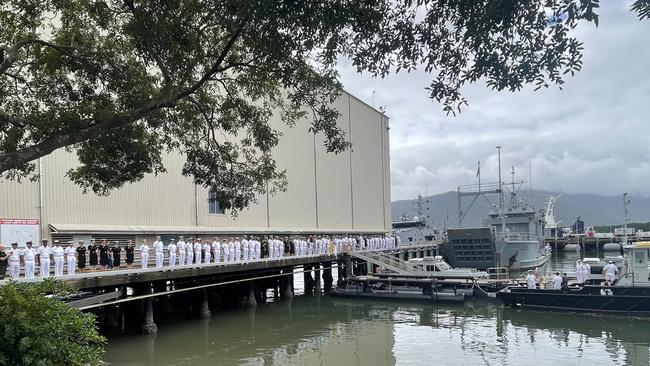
{"left": 246, "top": 282, "right": 258, "bottom": 308}
{"left": 322, "top": 262, "right": 333, "bottom": 293}
{"left": 282, "top": 268, "right": 294, "bottom": 298}
{"left": 303, "top": 264, "right": 315, "bottom": 294}
{"left": 141, "top": 287, "right": 157, "bottom": 334}
{"left": 314, "top": 264, "right": 322, "bottom": 294}
{"left": 200, "top": 289, "right": 211, "bottom": 318}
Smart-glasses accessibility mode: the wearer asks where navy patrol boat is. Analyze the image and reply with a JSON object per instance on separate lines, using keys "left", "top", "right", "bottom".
{"left": 498, "top": 242, "right": 650, "bottom": 315}
{"left": 440, "top": 170, "right": 551, "bottom": 272}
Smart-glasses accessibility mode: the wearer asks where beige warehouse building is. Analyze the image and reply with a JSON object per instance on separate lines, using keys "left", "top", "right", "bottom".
{"left": 0, "top": 91, "right": 391, "bottom": 244}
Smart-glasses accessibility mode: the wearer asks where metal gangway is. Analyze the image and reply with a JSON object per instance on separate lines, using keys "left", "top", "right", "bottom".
{"left": 348, "top": 250, "right": 420, "bottom": 275}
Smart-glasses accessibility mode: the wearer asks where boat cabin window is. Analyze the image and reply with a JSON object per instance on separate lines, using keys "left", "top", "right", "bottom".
{"left": 426, "top": 265, "right": 436, "bottom": 271}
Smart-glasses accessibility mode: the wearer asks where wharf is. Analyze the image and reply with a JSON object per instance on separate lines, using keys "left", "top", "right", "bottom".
{"left": 1, "top": 243, "right": 443, "bottom": 334}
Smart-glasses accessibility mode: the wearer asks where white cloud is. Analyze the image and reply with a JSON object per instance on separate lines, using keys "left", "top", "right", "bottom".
{"left": 339, "top": 2, "right": 650, "bottom": 201}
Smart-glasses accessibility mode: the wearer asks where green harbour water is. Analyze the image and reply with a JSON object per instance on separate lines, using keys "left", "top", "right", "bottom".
{"left": 104, "top": 250, "right": 650, "bottom": 366}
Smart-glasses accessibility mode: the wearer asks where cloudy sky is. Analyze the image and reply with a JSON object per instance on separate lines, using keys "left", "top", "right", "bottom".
{"left": 338, "top": 1, "right": 650, "bottom": 201}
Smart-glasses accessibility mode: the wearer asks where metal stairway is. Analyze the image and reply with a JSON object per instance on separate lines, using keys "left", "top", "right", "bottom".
{"left": 349, "top": 250, "right": 419, "bottom": 275}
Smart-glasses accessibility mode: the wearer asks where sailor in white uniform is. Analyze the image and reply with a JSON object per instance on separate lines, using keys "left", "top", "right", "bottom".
{"left": 234, "top": 238, "right": 241, "bottom": 262}
{"left": 203, "top": 240, "right": 211, "bottom": 263}
{"left": 240, "top": 236, "right": 248, "bottom": 261}
{"left": 52, "top": 241, "right": 65, "bottom": 276}
{"left": 582, "top": 261, "right": 591, "bottom": 284}
{"left": 194, "top": 238, "right": 203, "bottom": 264}
{"left": 603, "top": 261, "right": 618, "bottom": 285}
{"left": 223, "top": 239, "right": 231, "bottom": 262}
{"left": 525, "top": 270, "right": 537, "bottom": 289}
{"left": 23, "top": 241, "right": 37, "bottom": 279}
{"left": 267, "top": 237, "right": 273, "bottom": 259}
{"left": 153, "top": 237, "right": 164, "bottom": 269}
{"left": 8, "top": 242, "right": 21, "bottom": 279}
{"left": 168, "top": 239, "right": 177, "bottom": 267}
{"left": 37, "top": 239, "right": 51, "bottom": 278}
{"left": 212, "top": 237, "right": 221, "bottom": 263}
{"left": 186, "top": 238, "right": 194, "bottom": 265}
{"left": 552, "top": 272, "right": 563, "bottom": 289}
{"left": 575, "top": 259, "right": 584, "bottom": 283}
{"left": 64, "top": 241, "right": 76, "bottom": 275}
{"left": 177, "top": 237, "right": 186, "bottom": 266}
{"left": 139, "top": 239, "right": 150, "bottom": 269}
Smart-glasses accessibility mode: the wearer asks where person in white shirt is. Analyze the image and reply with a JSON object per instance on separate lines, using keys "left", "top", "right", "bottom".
{"left": 582, "top": 261, "right": 591, "bottom": 284}
{"left": 602, "top": 261, "right": 618, "bottom": 286}
{"left": 202, "top": 241, "right": 211, "bottom": 263}
{"left": 223, "top": 239, "right": 231, "bottom": 262}
{"left": 64, "top": 241, "right": 76, "bottom": 275}
{"left": 153, "top": 237, "right": 164, "bottom": 269}
{"left": 52, "top": 241, "right": 65, "bottom": 276}
{"left": 552, "top": 272, "right": 563, "bottom": 289}
{"left": 8, "top": 242, "right": 21, "bottom": 279}
{"left": 275, "top": 238, "right": 281, "bottom": 257}
{"left": 37, "top": 239, "right": 51, "bottom": 278}
{"left": 22, "top": 241, "right": 37, "bottom": 279}
{"left": 168, "top": 239, "right": 177, "bottom": 267}
{"left": 241, "top": 237, "right": 249, "bottom": 261}
{"left": 212, "top": 238, "right": 221, "bottom": 263}
{"left": 267, "top": 237, "right": 274, "bottom": 259}
{"left": 234, "top": 238, "right": 242, "bottom": 262}
{"left": 255, "top": 239, "right": 261, "bottom": 259}
{"left": 194, "top": 238, "right": 203, "bottom": 265}
{"left": 177, "top": 237, "right": 186, "bottom": 266}
{"left": 575, "top": 260, "right": 584, "bottom": 283}
{"left": 525, "top": 270, "right": 537, "bottom": 289}
{"left": 186, "top": 238, "right": 194, "bottom": 265}
{"left": 139, "top": 239, "right": 150, "bottom": 269}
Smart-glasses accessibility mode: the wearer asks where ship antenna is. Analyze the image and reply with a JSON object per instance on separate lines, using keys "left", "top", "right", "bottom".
{"left": 624, "top": 192, "right": 630, "bottom": 245}
{"left": 497, "top": 146, "right": 505, "bottom": 234}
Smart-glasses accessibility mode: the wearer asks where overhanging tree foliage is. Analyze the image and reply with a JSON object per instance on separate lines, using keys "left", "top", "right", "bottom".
{"left": 0, "top": 279, "right": 106, "bottom": 366}
{"left": 1, "top": 0, "right": 648, "bottom": 211}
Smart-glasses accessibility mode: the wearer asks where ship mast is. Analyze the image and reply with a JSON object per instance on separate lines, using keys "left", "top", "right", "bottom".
{"left": 623, "top": 192, "right": 630, "bottom": 245}
{"left": 497, "top": 146, "right": 505, "bottom": 233}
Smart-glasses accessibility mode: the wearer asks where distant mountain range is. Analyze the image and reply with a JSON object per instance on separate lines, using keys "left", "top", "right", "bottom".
{"left": 392, "top": 190, "right": 650, "bottom": 228}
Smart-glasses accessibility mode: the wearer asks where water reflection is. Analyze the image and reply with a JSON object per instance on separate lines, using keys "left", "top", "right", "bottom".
{"left": 104, "top": 252, "right": 649, "bottom": 365}
{"left": 105, "top": 296, "right": 650, "bottom": 366}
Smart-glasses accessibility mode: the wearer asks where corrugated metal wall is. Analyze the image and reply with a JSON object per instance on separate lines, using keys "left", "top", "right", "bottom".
{"left": 0, "top": 91, "right": 391, "bottom": 236}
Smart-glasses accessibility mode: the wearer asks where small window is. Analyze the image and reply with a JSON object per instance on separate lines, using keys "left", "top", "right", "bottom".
{"left": 208, "top": 191, "right": 224, "bottom": 215}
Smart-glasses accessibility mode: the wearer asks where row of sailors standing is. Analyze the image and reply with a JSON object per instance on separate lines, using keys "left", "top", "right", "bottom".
{"left": 0, "top": 240, "right": 81, "bottom": 280}
{"left": 1, "top": 233, "right": 404, "bottom": 278}
{"left": 138, "top": 236, "right": 266, "bottom": 269}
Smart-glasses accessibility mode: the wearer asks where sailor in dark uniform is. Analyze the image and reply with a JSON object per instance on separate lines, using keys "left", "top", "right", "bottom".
{"left": 111, "top": 242, "right": 122, "bottom": 270}
{"left": 76, "top": 240, "right": 87, "bottom": 272}
{"left": 99, "top": 240, "right": 109, "bottom": 271}
{"left": 125, "top": 240, "right": 135, "bottom": 269}
{"left": 0, "top": 244, "right": 8, "bottom": 280}
{"left": 88, "top": 240, "right": 98, "bottom": 272}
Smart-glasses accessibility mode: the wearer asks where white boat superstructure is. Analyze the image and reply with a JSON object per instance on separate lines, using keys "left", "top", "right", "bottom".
{"left": 408, "top": 256, "right": 488, "bottom": 279}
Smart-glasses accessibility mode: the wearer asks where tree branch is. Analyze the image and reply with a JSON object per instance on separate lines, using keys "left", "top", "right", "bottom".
{"left": 1, "top": 38, "right": 76, "bottom": 75}
{"left": 0, "top": 109, "right": 27, "bottom": 128}
{"left": 175, "top": 18, "right": 249, "bottom": 100}
{"left": 0, "top": 18, "right": 250, "bottom": 174}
